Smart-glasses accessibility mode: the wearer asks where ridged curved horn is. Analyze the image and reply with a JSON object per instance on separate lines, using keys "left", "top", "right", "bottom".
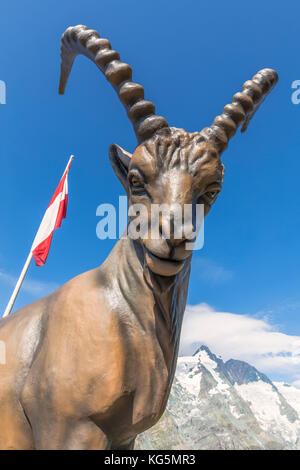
{"left": 59, "top": 25, "right": 168, "bottom": 144}
{"left": 200, "top": 68, "right": 278, "bottom": 154}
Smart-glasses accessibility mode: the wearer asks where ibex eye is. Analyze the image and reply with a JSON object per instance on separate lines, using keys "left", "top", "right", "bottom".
{"left": 129, "top": 172, "right": 145, "bottom": 194}
{"left": 206, "top": 191, "right": 218, "bottom": 199}
{"left": 199, "top": 188, "right": 220, "bottom": 205}
{"left": 131, "top": 177, "right": 142, "bottom": 187}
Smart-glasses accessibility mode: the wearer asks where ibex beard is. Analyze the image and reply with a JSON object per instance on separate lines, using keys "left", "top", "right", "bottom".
{"left": 0, "top": 24, "right": 278, "bottom": 450}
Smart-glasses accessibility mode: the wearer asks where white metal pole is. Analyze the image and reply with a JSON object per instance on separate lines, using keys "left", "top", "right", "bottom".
{"left": 64, "top": 155, "right": 74, "bottom": 174}
{"left": 2, "top": 252, "right": 33, "bottom": 318}
{"left": 2, "top": 155, "right": 74, "bottom": 319}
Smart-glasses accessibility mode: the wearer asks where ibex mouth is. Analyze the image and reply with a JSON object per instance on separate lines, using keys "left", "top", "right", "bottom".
{"left": 144, "top": 247, "right": 185, "bottom": 277}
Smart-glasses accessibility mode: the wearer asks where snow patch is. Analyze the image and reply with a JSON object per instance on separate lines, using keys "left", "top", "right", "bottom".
{"left": 176, "top": 357, "right": 202, "bottom": 396}
{"left": 274, "top": 382, "right": 300, "bottom": 417}
{"left": 235, "top": 380, "right": 300, "bottom": 443}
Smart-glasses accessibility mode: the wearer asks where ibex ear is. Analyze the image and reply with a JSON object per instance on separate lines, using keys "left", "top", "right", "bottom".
{"left": 109, "top": 144, "right": 132, "bottom": 192}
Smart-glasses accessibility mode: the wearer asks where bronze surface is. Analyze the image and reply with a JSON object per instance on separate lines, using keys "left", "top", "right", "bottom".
{"left": 0, "top": 25, "right": 278, "bottom": 450}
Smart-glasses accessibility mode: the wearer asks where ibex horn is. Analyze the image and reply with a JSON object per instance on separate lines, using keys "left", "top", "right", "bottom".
{"left": 200, "top": 68, "right": 278, "bottom": 154}
{"left": 59, "top": 25, "right": 169, "bottom": 144}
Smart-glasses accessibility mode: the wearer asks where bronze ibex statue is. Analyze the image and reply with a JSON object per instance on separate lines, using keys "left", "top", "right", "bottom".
{"left": 0, "top": 25, "right": 278, "bottom": 450}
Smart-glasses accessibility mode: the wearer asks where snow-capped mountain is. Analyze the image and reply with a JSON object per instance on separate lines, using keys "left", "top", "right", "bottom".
{"left": 136, "top": 346, "right": 300, "bottom": 450}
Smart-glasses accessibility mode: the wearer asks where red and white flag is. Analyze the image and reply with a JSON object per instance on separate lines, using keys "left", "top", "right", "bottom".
{"left": 31, "top": 156, "right": 74, "bottom": 266}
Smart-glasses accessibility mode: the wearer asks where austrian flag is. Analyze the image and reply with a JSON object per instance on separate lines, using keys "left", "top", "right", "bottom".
{"left": 31, "top": 156, "right": 74, "bottom": 266}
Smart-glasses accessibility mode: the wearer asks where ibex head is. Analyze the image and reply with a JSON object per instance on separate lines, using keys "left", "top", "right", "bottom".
{"left": 59, "top": 25, "right": 278, "bottom": 277}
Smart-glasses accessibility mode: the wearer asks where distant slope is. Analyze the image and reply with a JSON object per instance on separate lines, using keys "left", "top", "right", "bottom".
{"left": 136, "top": 346, "right": 300, "bottom": 450}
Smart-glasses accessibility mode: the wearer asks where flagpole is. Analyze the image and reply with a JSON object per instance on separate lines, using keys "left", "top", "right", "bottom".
{"left": 2, "top": 155, "right": 74, "bottom": 319}
{"left": 63, "top": 154, "right": 74, "bottom": 175}
{"left": 2, "top": 252, "right": 33, "bottom": 318}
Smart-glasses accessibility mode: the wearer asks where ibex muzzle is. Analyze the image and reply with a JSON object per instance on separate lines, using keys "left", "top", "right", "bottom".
{"left": 0, "top": 25, "right": 278, "bottom": 450}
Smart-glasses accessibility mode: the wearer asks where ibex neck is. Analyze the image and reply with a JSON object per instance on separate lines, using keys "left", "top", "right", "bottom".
{"left": 101, "top": 236, "right": 191, "bottom": 356}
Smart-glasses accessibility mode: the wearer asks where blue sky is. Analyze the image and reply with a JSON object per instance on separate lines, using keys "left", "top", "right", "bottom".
{"left": 0, "top": 0, "right": 300, "bottom": 383}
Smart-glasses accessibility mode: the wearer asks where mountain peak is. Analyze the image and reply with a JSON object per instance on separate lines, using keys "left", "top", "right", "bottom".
{"left": 193, "top": 345, "right": 216, "bottom": 359}
{"left": 191, "top": 345, "right": 273, "bottom": 387}
{"left": 225, "top": 358, "right": 272, "bottom": 386}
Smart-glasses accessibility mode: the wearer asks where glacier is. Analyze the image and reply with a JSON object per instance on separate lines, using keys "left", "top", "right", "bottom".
{"left": 136, "top": 345, "right": 300, "bottom": 450}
